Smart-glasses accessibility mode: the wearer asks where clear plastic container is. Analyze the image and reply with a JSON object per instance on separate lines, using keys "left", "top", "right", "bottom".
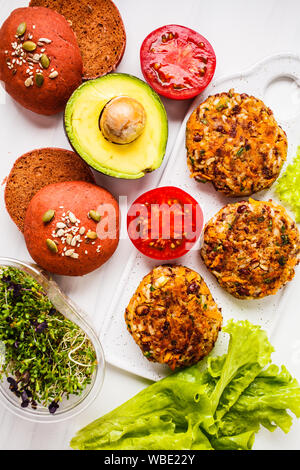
{"left": 0, "top": 257, "right": 105, "bottom": 423}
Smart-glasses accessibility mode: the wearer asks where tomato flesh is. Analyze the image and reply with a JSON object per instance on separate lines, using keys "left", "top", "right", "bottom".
{"left": 127, "top": 186, "right": 203, "bottom": 260}
{"left": 140, "top": 25, "right": 216, "bottom": 100}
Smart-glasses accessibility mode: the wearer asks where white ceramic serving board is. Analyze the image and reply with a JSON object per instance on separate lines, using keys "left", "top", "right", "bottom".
{"left": 100, "top": 53, "right": 300, "bottom": 381}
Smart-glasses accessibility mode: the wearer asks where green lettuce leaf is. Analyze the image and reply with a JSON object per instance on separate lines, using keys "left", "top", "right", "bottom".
{"left": 276, "top": 146, "right": 300, "bottom": 222}
{"left": 211, "top": 431, "right": 256, "bottom": 450}
{"left": 208, "top": 320, "right": 274, "bottom": 425}
{"left": 218, "top": 364, "right": 300, "bottom": 437}
{"left": 70, "top": 320, "right": 300, "bottom": 451}
{"left": 70, "top": 367, "right": 214, "bottom": 450}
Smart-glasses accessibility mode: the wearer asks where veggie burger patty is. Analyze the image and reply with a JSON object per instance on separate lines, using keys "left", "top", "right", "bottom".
{"left": 186, "top": 89, "right": 287, "bottom": 196}
{"left": 201, "top": 199, "right": 300, "bottom": 299}
{"left": 125, "top": 265, "right": 222, "bottom": 369}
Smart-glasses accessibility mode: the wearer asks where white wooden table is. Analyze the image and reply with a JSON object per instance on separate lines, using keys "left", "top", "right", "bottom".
{"left": 0, "top": 0, "right": 300, "bottom": 450}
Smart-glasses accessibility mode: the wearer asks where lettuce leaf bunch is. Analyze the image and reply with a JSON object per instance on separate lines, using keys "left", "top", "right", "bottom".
{"left": 70, "top": 320, "right": 300, "bottom": 450}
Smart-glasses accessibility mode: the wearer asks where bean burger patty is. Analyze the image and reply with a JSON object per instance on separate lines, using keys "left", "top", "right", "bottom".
{"left": 201, "top": 199, "right": 300, "bottom": 299}
{"left": 125, "top": 265, "right": 222, "bottom": 369}
{"left": 186, "top": 90, "right": 287, "bottom": 196}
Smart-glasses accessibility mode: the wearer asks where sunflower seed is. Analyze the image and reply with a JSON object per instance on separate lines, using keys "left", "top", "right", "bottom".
{"left": 71, "top": 236, "right": 79, "bottom": 247}
{"left": 49, "top": 70, "right": 58, "bottom": 79}
{"left": 56, "top": 229, "right": 65, "bottom": 238}
{"left": 38, "top": 38, "right": 52, "bottom": 44}
{"left": 24, "top": 77, "right": 33, "bottom": 87}
{"left": 65, "top": 249, "right": 75, "bottom": 257}
{"left": 68, "top": 212, "right": 77, "bottom": 224}
{"left": 66, "top": 234, "right": 73, "bottom": 245}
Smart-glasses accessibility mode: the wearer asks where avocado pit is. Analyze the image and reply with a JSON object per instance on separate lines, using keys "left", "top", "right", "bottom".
{"left": 99, "top": 96, "right": 146, "bottom": 145}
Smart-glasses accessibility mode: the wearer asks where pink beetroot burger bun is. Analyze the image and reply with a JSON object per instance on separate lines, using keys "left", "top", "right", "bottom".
{"left": 0, "top": 7, "right": 83, "bottom": 115}
{"left": 24, "top": 181, "right": 120, "bottom": 276}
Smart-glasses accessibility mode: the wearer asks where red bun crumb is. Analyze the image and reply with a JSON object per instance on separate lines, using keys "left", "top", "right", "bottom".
{"left": 24, "top": 181, "right": 120, "bottom": 276}
{"left": 0, "top": 7, "right": 83, "bottom": 115}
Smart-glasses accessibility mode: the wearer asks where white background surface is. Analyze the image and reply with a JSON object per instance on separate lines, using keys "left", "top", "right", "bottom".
{"left": 0, "top": 0, "right": 300, "bottom": 450}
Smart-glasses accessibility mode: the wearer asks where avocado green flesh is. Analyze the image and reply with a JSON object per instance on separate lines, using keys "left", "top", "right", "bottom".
{"left": 65, "top": 74, "right": 168, "bottom": 179}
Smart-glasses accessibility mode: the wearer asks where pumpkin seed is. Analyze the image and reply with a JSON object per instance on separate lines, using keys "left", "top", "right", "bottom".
{"left": 40, "top": 54, "right": 50, "bottom": 69}
{"left": 35, "top": 73, "right": 44, "bottom": 87}
{"left": 42, "top": 210, "right": 55, "bottom": 223}
{"left": 16, "top": 22, "right": 26, "bottom": 37}
{"left": 88, "top": 210, "right": 101, "bottom": 222}
{"left": 86, "top": 231, "right": 98, "bottom": 240}
{"left": 46, "top": 239, "right": 58, "bottom": 253}
{"left": 22, "top": 41, "right": 37, "bottom": 52}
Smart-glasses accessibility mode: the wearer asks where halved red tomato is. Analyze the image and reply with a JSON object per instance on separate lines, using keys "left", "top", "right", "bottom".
{"left": 140, "top": 24, "right": 216, "bottom": 100}
{"left": 127, "top": 186, "right": 203, "bottom": 260}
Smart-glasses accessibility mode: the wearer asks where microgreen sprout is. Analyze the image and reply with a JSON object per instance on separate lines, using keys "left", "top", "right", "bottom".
{"left": 0, "top": 267, "right": 97, "bottom": 414}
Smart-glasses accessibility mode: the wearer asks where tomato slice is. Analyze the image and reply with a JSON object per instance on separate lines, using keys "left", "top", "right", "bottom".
{"left": 140, "top": 24, "right": 216, "bottom": 100}
{"left": 127, "top": 186, "right": 203, "bottom": 260}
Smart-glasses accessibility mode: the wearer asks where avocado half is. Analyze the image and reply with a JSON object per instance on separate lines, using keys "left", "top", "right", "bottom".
{"left": 64, "top": 73, "right": 168, "bottom": 179}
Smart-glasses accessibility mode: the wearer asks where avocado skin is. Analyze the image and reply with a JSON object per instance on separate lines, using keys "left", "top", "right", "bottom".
{"left": 64, "top": 73, "right": 168, "bottom": 180}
